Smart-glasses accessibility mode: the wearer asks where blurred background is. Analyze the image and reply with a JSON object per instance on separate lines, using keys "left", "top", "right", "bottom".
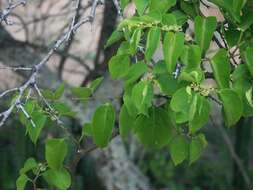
{"left": 0, "top": 0, "right": 253, "bottom": 189}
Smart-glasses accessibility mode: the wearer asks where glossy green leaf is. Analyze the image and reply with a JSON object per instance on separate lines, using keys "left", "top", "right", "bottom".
{"left": 232, "top": 65, "right": 253, "bottom": 117}
{"left": 92, "top": 103, "right": 115, "bottom": 148}
{"left": 141, "top": 10, "right": 163, "bottom": 23}
{"left": 71, "top": 87, "right": 92, "bottom": 99}
{"left": 133, "top": 0, "right": 150, "bottom": 15}
{"left": 130, "top": 28, "right": 142, "bottom": 55}
{"left": 19, "top": 158, "right": 37, "bottom": 174}
{"left": 124, "top": 62, "right": 148, "bottom": 85}
{"left": 163, "top": 32, "right": 184, "bottom": 73}
{"left": 170, "top": 135, "right": 189, "bottom": 165}
{"left": 246, "top": 87, "right": 253, "bottom": 107}
{"left": 180, "top": 0, "right": 199, "bottom": 18}
{"left": 150, "top": 0, "right": 176, "bottom": 13}
{"left": 219, "top": 89, "right": 243, "bottom": 127}
{"left": 45, "top": 138, "right": 67, "bottom": 170}
{"left": 123, "top": 84, "right": 139, "bottom": 117}
{"left": 224, "top": 26, "right": 241, "bottom": 47}
{"left": 162, "top": 13, "right": 177, "bottom": 26}
{"left": 243, "top": 47, "right": 253, "bottom": 77}
{"left": 81, "top": 123, "right": 93, "bottom": 139}
{"left": 117, "top": 41, "right": 131, "bottom": 55}
{"left": 105, "top": 30, "right": 123, "bottom": 48}
{"left": 27, "top": 111, "right": 47, "bottom": 144}
{"left": 189, "top": 134, "right": 207, "bottom": 164}
{"left": 16, "top": 174, "right": 29, "bottom": 190}
{"left": 89, "top": 77, "right": 104, "bottom": 92}
{"left": 179, "top": 69, "right": 204, "bottom": 84}
{"left": 43, "top": 168, "right": 71, "bottom": 190}
{"left": 135, "top": 107, "right": 175, "bottom": 148}
{"left": 233, "top": 0, "right": 247, "bottom": 14}
{"left": 240, "top": 10, "right": 253, "bottom": 31}
{"left": 210, "top": 49, "right": 231, "bottom": 89}
{"left": 109, "top": 55, "right": 130, "bottom": 79}
{"left": 180, "top": 45, "right": 201, "bottom": 71}
{"left": 131, "top": 81, "right": 154, "bottom": 115}
{"left": 194, "top": 16, "right": 217, "bottom": 54}
{"left": 54, "top": 83, "right": 65, "bottom": 100}
{"left": 153, "top": 60, "right": 167, "bottom": 74}
{"left": 156, "top": 74, "right": 179, "bottom": 96}
{"left": 189, "top": 94, "right": 211, "bottom": 133}
{"left": 172, "top": 10, "right": 188, "bottom": 25}
{"left": 145, "top": 27, "right": 161, "bottom": 61}
{"left": 170, "top": 87, "right": 193, "bottom": 114}
{"left": 119, "top": 104, "right": 135, "bottom": 138}
{"left": 52, "top": 102, "right": 75, "bottom": 117}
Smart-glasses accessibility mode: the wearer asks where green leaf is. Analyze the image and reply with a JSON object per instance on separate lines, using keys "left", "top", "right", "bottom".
{"left": 150, "top": 0, "right": 176, "bottom": 13}
{"left": 141, "top": 10, "right": 163, "bottom": 23}
{"left": 130, "top": 28, "right": 142, "bottom": 55}
{"left": 16, "top": 174, "right": 29, "bottom": 190}
{"left": 105, "top": 30, "right": 123, "bottom": 48}
{"left": 243, "top": 47, "right": 253, "bottom": 77}
{"left": 219, "top": 89, "right": 243, "bottom": 127}
{"left": 131, "top": 81, "right": 154, "bottom": 115}
{"left": 117, "top": 41, "right": 131, "bottom": 55}
{"left": 210, "top": 49, "right": 231, "bottom": 89}
{"left": 153, "top": 60, "right": 168, "bottom": 74}
{"left": 71, "top": 87, "right": 92, "bottom": 100}
{"left": 19, "top": 158, "right": 37, "bottom": 174}
{"left": 240, "top": 10, "right": 253, "bottom": 31}
{"left": 45, "top": 138, "right": 68, "bottom": 170}
{"left": 178, "top": 69, "right": 205, "bottom": 84}
{"left": 43, "top": 168, "right": 71, "bottom": 190}
{"left": 189, "top": 94, "right": 211, "bottom": 133}
{"left": 135, "top": 107, "right": 175, "bottom": 148}
{"left": 180, "top": 0, "right": 200, "bottom": 18}
{"left": 145, "top": 27, "right": 161, "bottom": 61}
{"left": 52, "top": 102, "right": 75, "bottom": 117}
{"left": 156, "top": 74, "right": 179, "bottom": 96}
{"left": 119, "top": 104, "right": 135, "bottom": 138}
{"left": 54, "top": 83, "right": 65, "bottom": 100}
{"left": 232, "top": 65, "right": 253, "bottom": 117}
{"left": 180, "top": 45, "right": 201, "bottom": 71}
{"left": 170, "top": 87, "right": 193, "bottom": 114}
{"left": 133, "top": 0, "right": 150, "bottom": 15}
{"left": 170, "top": 135, "right": 189, "bottom": 165}
{"left": 246, "top": 87, "right": 253, "bottom": 107}
{"left": 82, "top": 123, "right": 93, "bottom": 138}
{"left": 194, "top": 16, "right": 217, "bottom": 54}
{"left": 233, "top": 0, "right": 247, "bottom": 14}
{"left": 124, "top": 62, "right": 148, "bottom": 85}
{"left": 27, "top": 111, "right": 47, "bottom": 144}
{"left": 109, "top": 55, "right": 130, "bottom": 79}
{"left": 163, "top": 32, "right": 184, "bottom": 73}
{"left": 172, "top": 10, "right": 188, "bottom": 25}
{"left": 224, "top": 26, "right": 241, "bottom": 47}
{"left": 120, "top": 0, "right": 130, "bottom": 10}
{"left": 89, "top": 77, "right": 104, "bottom": 92}
{"left": 162, "top": 13, "right": 177, "bottom": 26}
{"left": 42, "top": 84, "right": 64, "bottom": 100}
{"left": 189, "top": 134, "right": 207, "bottom": 164}
{"left": 92, "top": 103, "right": 115, "bottom": 148}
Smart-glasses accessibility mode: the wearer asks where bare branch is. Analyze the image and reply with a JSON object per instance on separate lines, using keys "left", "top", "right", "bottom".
{"left": 0, "top": 0, "right": 108, "bottom": 127}
{"left": 0, "top": 0, "right": 26, "bottom": 24}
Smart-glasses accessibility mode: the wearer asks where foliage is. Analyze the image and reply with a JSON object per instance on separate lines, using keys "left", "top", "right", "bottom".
{"left": 1, "top": 0, "right": 252, "bottom": 189}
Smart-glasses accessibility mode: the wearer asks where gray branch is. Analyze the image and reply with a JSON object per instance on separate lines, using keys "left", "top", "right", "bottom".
{"left": 0, "top": 0, "right": 107, "bottom": 127}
